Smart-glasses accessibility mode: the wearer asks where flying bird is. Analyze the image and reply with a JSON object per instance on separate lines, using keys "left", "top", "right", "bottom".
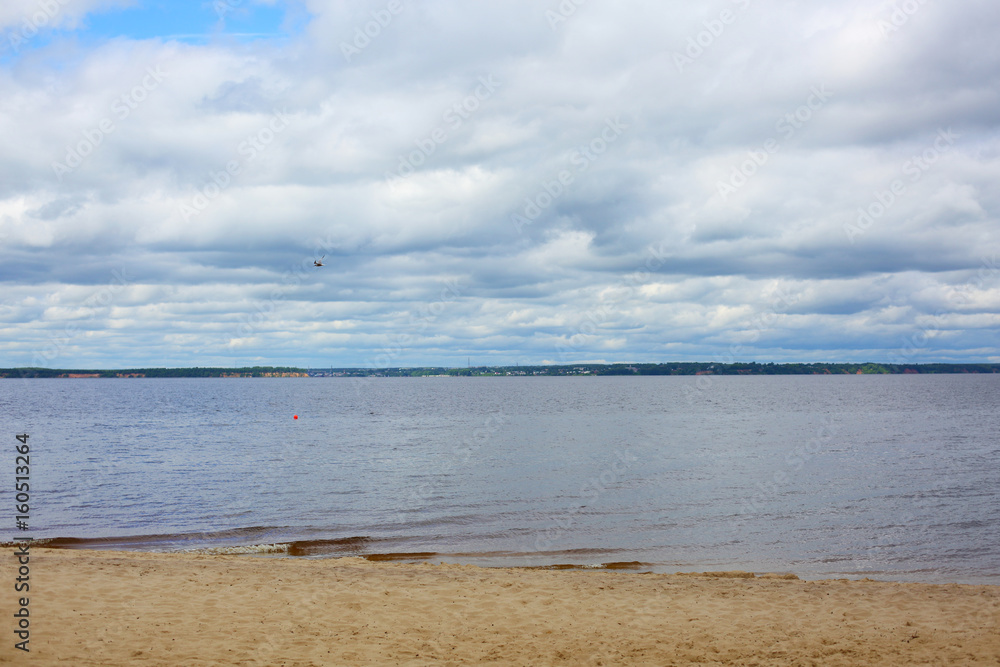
{"left": 313, "top": 255, "right": 326, "bottom": 267}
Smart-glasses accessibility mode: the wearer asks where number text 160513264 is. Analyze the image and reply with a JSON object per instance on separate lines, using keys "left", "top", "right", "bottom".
{"left": 13, "top": 433, "right": 31, "bottom": 653}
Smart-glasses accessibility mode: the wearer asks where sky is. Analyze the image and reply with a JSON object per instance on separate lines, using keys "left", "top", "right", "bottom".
{"left": 1, "top": 0, "right": 998, "bottom": 369}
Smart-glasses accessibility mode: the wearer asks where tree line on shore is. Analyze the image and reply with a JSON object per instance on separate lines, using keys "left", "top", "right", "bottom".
{"left": 3, "top": 362, "right": 999, "bottom": 378}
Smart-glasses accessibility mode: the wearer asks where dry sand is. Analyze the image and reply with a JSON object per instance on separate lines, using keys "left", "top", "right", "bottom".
{"left": 1, "top": 548, "right": 998, "bottom": 665}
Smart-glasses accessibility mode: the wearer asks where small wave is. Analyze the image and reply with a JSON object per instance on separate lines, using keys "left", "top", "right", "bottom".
{"left": 603, "top": 561, "right": 648, "bottom": 570}
{"left": 526, "top": 561, "right": 652, "bottom": 571}
{"left": 287, "top": 536, "right": 372, "bottom": 556}
{"left": 0, "top": 537, "right": 58, "bottom": 548}
{"left": 182, "top": 543, "right": 291, "bottom": 555}
{"left": 363, "top": 552, "right": 437, "bottom": 562}
{"left": 5, "top": 530, "right": 383, "bottom": 556}
{"left": 31, "top": 526, "right": 298, "bottom": 550}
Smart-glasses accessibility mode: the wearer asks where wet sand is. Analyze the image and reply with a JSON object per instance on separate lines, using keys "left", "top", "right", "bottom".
{"left": 1, "top": 548, "right": 997, "bottom": 665}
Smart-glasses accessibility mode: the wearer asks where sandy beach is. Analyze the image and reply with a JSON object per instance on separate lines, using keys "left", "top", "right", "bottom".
{"left": 1, "top": 549, "right": 997, "bottom": 665}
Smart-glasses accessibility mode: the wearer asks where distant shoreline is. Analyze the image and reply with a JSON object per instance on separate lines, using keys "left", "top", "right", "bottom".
{"left": 3, "top": 362, "right": 1000, "bottom": 378}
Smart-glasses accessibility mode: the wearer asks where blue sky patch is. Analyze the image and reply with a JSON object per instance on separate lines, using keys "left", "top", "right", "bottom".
{"left": 82, "top": 1, "right": 292, "bottom": 41}
{"left": 2, "top": 0, "right": 299, "bottom": 59}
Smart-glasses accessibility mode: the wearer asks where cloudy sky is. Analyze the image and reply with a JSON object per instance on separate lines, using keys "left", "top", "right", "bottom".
{"left": 2, "top": 0, "right": 998, "bottom": 369}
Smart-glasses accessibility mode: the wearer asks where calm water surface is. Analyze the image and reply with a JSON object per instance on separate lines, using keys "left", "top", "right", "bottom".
{"left": 2, "top": 375, "right": 998, "bottom": 583}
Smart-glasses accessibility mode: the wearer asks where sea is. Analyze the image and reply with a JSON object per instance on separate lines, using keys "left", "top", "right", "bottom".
{"left": 2, "top": 374, "right": 998, "bottom": 584}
